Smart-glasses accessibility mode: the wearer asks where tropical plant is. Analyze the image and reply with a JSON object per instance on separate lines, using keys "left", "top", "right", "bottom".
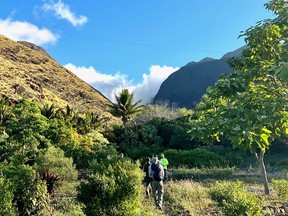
{"left": 40, "top": 103, "right": 56, "bottom": 119}
{"left": 108, "top": 89, "right": 146, "bottom": 131}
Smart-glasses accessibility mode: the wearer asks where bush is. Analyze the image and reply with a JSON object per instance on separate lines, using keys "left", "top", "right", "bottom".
{"left": 1, "top": 164, "right": 51, "bottom": 215}
{"left": 209, "top": 181, "right": 262, "bottom": 216}
{"left": 164, "top": 148, "right": 226, "bottom": 168}
{"left": 77, "top": 157, "right": 144, "bottom": 216}
{"left": 118, "top": 124, "right": 163, "bottom": 159}
{"left": 275, "top": 159, "right": 288, "bottom": 171}
{"left": 35, "top": 146, "right": 81, "bottom": 214}
{"left": 272, "top": 179, "right": 288, "bottom": 201}
{"left": 0, "top": 176, "right": 17, "bottom": 216}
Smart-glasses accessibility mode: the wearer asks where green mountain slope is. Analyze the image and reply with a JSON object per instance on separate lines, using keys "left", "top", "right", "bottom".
{"left": 153, "top": 47, "right": 244, "bottom": 108}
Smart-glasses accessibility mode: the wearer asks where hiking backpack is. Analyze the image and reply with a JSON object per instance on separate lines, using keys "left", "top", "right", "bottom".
{"left": 151, "top": 163, "right": 163, "bottom": 182}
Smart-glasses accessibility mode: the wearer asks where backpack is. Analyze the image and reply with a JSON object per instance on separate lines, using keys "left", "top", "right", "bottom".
{"left": 151, "top": 163, "right": 163, "bottom": 182}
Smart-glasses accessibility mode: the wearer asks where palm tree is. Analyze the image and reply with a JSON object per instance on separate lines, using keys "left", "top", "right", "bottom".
{"left": 108, "top": 89, "right": 146, "bottom": 131}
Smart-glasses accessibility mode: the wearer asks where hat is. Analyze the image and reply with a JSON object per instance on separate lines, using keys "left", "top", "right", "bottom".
{"left": 151, "top": 157, "right": 158, "bottom": 164}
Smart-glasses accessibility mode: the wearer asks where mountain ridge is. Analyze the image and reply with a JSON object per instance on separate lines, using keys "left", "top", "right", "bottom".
{"left": 0, "top": 34, "right": 110, "bottom": 113}
{"left": 153, "top": 46, "right": 245, "bottom": 108}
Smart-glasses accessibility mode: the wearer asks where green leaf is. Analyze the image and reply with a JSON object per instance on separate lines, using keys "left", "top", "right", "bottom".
{"left": 261, "top": 127, "right": 272, "bottom": 134}
{"left": 260, "top": 133, "right": 270, "bottom": 146}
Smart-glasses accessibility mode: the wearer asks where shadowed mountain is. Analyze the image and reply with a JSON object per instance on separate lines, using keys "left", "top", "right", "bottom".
{"left": 0, "top": 34, "right": 110, "bottom": 112}
{"left": 153, "top": 47, "right": 245, "bottom": 108}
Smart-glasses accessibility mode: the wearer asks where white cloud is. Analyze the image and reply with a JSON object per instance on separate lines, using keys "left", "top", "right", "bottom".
{"left": 42, "top": 0, "right": 88, "bottom": 27}
{"left": 64, "top": 63, "right": 179, "bottom": 104}
{"left": 133, "top": 65, "right": 179, "bottom": 103}
{"left": 0, "top": 18, "right": 59, "bottom": 46}
{"left": 64, "top": 63, "right": 133, "bottom": 101}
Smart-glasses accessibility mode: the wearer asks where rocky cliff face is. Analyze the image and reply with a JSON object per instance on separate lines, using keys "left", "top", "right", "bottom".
{"left": 153, "top": 47, "right": 245, "bottom": 108}
{"left": 0, "top": 34, "right": 110, "bottom": 112}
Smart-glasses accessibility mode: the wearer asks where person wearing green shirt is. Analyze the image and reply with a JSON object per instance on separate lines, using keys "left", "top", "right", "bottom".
{"left": 160, "top": 154, "right": 169, "bottom": 182}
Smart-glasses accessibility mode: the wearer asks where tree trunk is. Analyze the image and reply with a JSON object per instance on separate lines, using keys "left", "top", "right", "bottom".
{"left": 259, "top": 150, "right": 270, "bottom": 195}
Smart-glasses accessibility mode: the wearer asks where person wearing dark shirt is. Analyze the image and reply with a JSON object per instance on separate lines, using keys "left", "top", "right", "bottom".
{"left": 143, "top": 157, "right": 152, "bottom": 197}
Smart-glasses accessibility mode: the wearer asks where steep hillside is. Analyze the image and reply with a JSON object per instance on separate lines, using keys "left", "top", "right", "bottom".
{"left": 153, "top": 47, "right": 245, "bottom": 108}
{"left": 0, "top": 35, "right": 110, "bottom": 112}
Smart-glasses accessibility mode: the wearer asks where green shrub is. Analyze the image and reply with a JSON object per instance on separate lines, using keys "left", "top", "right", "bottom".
{"left": 164, "top": 148, "right": 225, "bottom": 168}
{"left": 275, "top": 159, "right": 288, "bottom": 171}
{"left": 209, "top": 181, "right": 262, "bottom": 216}
{"left": 272, "top": 179, "right": 288, "bottom": 200}
{"left": 1, "top": 164, "right": 51, "bottom": 215}
{"left": 77, "top": 158, "right": 144, "bottom": 216}
{"left": 118, "top": 124, "right": 163, "bottom": 159}
{"left": 52, "top": 198, "right": 85, "bottom": 216}
{"left": 35, "top": 146, "right": 81, "bottom": 214}
{"left": 35, "top": 146, "right": 78, "bottom": 184}
{"left": 0, "top": 176, "right": 17, "bottom": 216}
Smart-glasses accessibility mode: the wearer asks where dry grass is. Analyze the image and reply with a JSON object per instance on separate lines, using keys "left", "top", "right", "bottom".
{"left": 0, "top": 34, "right": 111, "bottom": 115}
{"left": 141, "top": 180, "right": 219, "bottom": 216}
{"left": 164, "top": 180, "right": 218, "bottom": 216}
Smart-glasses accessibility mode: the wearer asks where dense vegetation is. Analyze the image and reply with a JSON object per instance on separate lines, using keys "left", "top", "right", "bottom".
{"left": 1, "top": 0, "right": 288, "bottom": 215}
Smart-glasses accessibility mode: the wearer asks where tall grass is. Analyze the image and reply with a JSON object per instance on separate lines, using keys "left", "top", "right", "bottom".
{"left": 164, "top": 180, "right": 218, "bottom": 216}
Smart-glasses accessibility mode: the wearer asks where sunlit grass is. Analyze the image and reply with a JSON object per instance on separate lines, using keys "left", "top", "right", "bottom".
{"left": 164, "top": 180, "right": 218, "bottom": 216}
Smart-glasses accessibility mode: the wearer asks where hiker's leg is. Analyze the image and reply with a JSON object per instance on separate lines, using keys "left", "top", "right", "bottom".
{"left": 164, "top": 169, "right": 167, "bottom": 181}
{"left": 157, "top": 181, "right": 164, "bottom": 207}
{"left": 146, "top": 181, "right": 152, "bottom": 197}
{"left": 151, "top": 181, "right": 158, "bottom": 205}
{"left": 147, "top": 182, "right": 152, "bottom": 196}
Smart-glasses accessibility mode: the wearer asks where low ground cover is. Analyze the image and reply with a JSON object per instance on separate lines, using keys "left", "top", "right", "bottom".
{"left": 141, "top": 168, "right": 288, "bottom": 216}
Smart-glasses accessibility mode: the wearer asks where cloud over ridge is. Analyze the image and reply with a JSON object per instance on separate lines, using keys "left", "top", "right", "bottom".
{"left": 42, "top": 0, "right": 88, "bottom": 26}
{"left": 64, "top": 63, "right": 179, "bottom": 104}
{"left": 0, "top": 18, "right": 59, "bottom": 45}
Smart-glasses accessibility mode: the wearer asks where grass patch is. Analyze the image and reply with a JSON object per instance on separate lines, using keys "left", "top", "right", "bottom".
{"left": 170, "top": 167, "right": 234, "bottom": 182}
{"left": 164, "top": 180, "right": 218, "bottom": 216}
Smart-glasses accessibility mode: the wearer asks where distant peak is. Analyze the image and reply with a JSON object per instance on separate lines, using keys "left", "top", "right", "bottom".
{"left": 221, "top": 46, "right": 247, "bottom": 59}
{"left": 199, "top": 57, "right": 216, "bottom": 63}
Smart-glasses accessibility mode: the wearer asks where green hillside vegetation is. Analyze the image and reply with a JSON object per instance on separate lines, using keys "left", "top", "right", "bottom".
{"left": 1, "top": 0, "right": 288, "bottom": 215}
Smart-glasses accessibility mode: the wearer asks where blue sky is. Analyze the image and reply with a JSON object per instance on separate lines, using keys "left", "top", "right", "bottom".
{"left": 0, "top": 0, "right": 273, "bottom": 103}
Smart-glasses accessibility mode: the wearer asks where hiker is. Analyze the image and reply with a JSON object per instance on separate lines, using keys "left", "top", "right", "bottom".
{"left": 160, "top": 153, "right": 169, "bottom": 182}
{"left": 149, "top": 156, "right": 165, "bottom": 210}
{"left": 149, "top": 154, "right": 154, "bottom": 163}
{"left": 143, "top": 157, "right": 152, "bottom": 197}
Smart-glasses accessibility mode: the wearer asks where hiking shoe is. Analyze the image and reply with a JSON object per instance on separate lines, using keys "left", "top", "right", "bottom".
{"left": 157, "top": 205, "right": 163, "bottom": 211}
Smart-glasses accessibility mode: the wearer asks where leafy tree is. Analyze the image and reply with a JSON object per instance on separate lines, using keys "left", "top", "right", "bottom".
{"left": 3, "top": 99, "right": 49, "bottom": 164}
{"left": 108, "top": 89, "right": 146, "bottom": 131}
{"left": 118, "top": 123, "right": 164, "bottom": 159}
{"left": 189, "top": 0, "right": 288, "bottom": 195}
